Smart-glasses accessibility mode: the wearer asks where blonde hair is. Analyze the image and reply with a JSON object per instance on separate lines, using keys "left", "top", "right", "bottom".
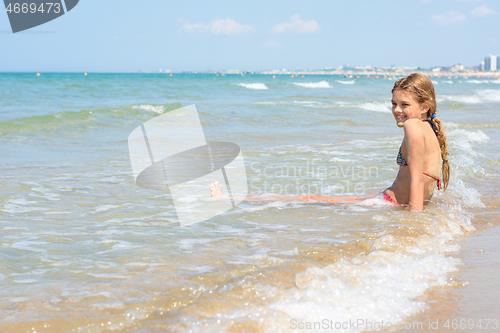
{"left": 392, "top": 73, "right": 450, "bottom": 190}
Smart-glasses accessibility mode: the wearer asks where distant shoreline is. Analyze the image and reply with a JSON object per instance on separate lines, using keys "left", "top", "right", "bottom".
{"left": 1, "top": 70, "right": 500, "bottom": 77}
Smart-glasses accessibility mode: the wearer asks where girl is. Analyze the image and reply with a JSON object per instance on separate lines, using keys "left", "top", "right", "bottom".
{"left": 210, "top": 73, "right": 450, "bottom": 211}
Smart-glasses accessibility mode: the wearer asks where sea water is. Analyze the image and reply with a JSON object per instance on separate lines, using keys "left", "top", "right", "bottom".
{"left": 0, "top": 73, "right": 499, "bottom": 332}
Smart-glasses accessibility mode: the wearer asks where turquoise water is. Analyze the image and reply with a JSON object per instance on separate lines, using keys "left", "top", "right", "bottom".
{"left": 1, "top": 73, "right": 499, "bottom": 332}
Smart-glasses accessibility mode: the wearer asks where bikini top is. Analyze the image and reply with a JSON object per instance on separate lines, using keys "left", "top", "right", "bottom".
{"left": 396, "top": 119, "right": 443, "bottom": 190}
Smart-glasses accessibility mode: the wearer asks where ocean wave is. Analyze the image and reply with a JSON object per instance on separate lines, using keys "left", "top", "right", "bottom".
{"left": 440, "top": 89, "right": 500, "bottom": 104}
{"left": 0, "top": 103, "right": 182, "bottom": 135}
{"left": 132, "top": 104, "right": 167, "bottom": 113}
{"left": 444, "top": 128, "right": 489, "bottom": 207}
{"left": 449, "top": 128, "right": 489, "bottom": 146}
{"left": 267, "top": 252, "right": 461, "bottom": 330}
{"left": 477, "top": 89, "right": 500, "bottom": 102}
{"left": 293, "top": 100, "right": 329, "bottom": 108}
{"left": 358, "top": 102, "right": 391, "bottom": 112}
{"left": 446, "top": 121, "right": 500, "bottom": 130}
{"left": 255, "top": 101, "right": 278, "bottom": 106}
{"left": 293, "top": 81, "right": 331, "bottom": 88}
{"left": 337, "top": 80, "right": 355, "bottom": 85}
{"left": 94, "top": 205, "right": 120, "bottom": 213}
{"left": 467, "top": 80, "right": 488, "bottom": 84}
{"left": 439, "top": 95, "right": 482, "bottom": 104}
{"left": 235, "top": 83, "right": 268, "bottom": 90}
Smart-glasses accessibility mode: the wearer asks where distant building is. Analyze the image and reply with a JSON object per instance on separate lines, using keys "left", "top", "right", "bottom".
{"left": 484, "top": 54, "right": 499, "bottom": 71}
{"left": 480, "top": 61, "right": 485, "bottom": 71}
{"left": 354, "top": 65, "right": 373, "bottom": 70}
{"left": 450, "top": 64, "right": 465, "bottom": 72}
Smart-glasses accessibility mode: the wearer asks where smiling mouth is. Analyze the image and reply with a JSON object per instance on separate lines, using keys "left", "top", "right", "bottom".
{"left": 396, "top": 116, "right": 406, "bottom": 122}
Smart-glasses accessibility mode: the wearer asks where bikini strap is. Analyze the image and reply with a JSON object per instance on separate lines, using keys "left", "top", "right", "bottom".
{"left": 425, "top": 118, "right": 439, "bottom": 132}
{"left": 423, "top": 172, "right": 442, "bottom": 190}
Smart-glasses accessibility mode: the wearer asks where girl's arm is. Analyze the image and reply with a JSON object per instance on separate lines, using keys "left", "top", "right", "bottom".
{"left": 404, "top": 119, "right": 425, "bottom": 211}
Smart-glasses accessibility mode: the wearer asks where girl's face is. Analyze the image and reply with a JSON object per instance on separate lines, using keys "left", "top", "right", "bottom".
{"left": 391, "top": 89, "right": 429, "bottom": 127}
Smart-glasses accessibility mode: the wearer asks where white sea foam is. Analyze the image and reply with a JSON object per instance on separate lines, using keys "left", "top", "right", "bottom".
{"left": 94, "top": 204, "right": 120, "bottom": 213}
{"left": 337, "top": 80, "right": 355, "bottom": 85}
{"left": 431, "top": 80, "right": 438, "bottom": 84}
{"left": 178, "top": 238, "right": 213, "bottom": 250}
{"left": 282, "top": 247, "right": 299, "bottom": 256}
{"left": 358, "top": 102, "right": 391, "bottom": 112}
{"left": 235, "top": 83, "right": 268, "bottom": 90}
{"left": 293, "top": 100, "right": 328, "bottom": 108}
{"left": 43, "top": 211, "right": 72, "bottom": 215}
{"left": 2, "top": 204, "right": 41, "bottom": 213}
{"left": 439, "top": 95, "right": 482, "bottom": 104}
{"left": 440, "top": 89, "right": 500, "bottom": 104}
{"left": 10, "top": 240, "right": 48, "bottom": 253}
{"left": 99, "top": 240, "right": 141, "bottom": 253}
{"left": 448, "top": 129, "right": 489, "bottom": 154}
{"left": 467, "top": 80, "right": 488, "bottom": 84}
{"left": 477, "top": 89, "right": 500, "bottom": 102}
{"left": 255, "top": 101, "right": 277, "bottom": 106}
{"left": 328, "top": 157, "right": 352, "bottom": 162}
{"left": 356, "top": 195, "right": 394, "bottom": 207}
{"left": 444, "top": 121, "right": 460, "bottom": 130}
{"left": 132, "top": 104, "right": 166, "bottom": 113}
{"left": 265, "top": 252, "right": 461, "bottom": 331}
{"left": 293, "top": 81, "right": 331, "bottom": 88}
{"left": 7, "top": 198, "right": 37, "bottom": 205}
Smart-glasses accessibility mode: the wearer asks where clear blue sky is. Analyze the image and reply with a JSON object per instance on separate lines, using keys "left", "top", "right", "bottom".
{"left": 1, "top": 0, "right": 499, "bottom": 72}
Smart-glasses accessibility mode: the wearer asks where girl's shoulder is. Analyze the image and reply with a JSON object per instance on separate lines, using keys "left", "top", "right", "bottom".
{"left": 403, "top": 118, "right": 424, "bottom": 127}
{"left": 403, "top": 119, "right": 425, "bottom": 143}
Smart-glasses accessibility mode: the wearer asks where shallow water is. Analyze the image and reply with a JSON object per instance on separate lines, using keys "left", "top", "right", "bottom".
{"left": 1, "top": 73, "right": 499, "bottom": 332}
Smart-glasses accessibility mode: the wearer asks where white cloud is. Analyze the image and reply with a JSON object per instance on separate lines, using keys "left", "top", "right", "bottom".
{"left": 430, "top": 11, "right": 466, "bottom": 25}
{"left": 271, "top": 14, "right": 320, "bottom": 34}
{"left": 471, "top": 5, "right": 497, "bottom": 17}
{"left": 182, "top": 18, "right": 254, "bottom": 35}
